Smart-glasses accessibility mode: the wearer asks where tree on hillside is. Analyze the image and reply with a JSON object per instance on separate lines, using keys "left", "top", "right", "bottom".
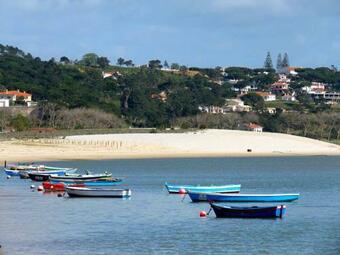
{"left": 117, "top": 57, "right": 125, "bottom": 66}
{"left": 163, "top": 60, "right": 169, "bottom": 69}
{"left": 171, "top": 63, "right": 180, "bottom": 70}
{"left": 148, "top": 59, "right": 162, "bottom": 69}
{"left": 179, "top": 65, "right": 188, "bottom": 72}
{"left": 81, "top": 53, "right": 99, "bottom": 67}
{"left": 10, "top": 114, "right": 30, "bottom": 131}
{"left": 276, "top": 53, "right": 282, "bottom": 71}
{"left": 124, "top": 59, "right": 134, "bottom": 67}
{"left": 60, "top": 56, "right": 70, "bottom": 64}
{"left": 97, "top": 57, "right": 110, "bottom": 68}
{"left": 331, "top": 65, "right": 338, "bottom": 72}
{"left": 241, "top": 93, "right": 265, "bottom": 112}
{"left": 282, "top": 53, "right": 289, "bottom": 67}
{"left": 264, "top": 52, "right": 273, "bottom": 69}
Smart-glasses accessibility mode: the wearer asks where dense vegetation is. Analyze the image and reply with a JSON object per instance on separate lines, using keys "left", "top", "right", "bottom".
{"left": 0, "top": 44, "right": 233, "bottom": 128}
{"left": 1, "top": 44, "right": 340, "bottom": 142}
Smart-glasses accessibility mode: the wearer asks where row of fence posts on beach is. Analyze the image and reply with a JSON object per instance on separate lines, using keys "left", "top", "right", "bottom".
{"left": 25, "top": 139, "right": 124, "bottom": 149}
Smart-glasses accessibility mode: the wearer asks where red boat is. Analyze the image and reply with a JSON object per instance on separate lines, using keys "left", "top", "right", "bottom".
{"left": 42, "top": 182, "right": 85, "bottom": 192}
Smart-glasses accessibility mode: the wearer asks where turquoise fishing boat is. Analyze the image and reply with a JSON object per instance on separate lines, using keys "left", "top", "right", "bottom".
{"left": 188, "top": 192, "right": 300, "bottom": 202}
{"left": 165, "top": 183, "right": 241, "bottom": 193}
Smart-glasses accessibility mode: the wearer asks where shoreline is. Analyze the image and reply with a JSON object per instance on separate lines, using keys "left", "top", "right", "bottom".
{"left": 1, "top": 129, "right": 340, "bottom": 162}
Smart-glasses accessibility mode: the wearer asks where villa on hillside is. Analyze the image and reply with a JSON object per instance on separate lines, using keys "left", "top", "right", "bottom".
{"left": 282, "top": 93, "right": 297, "bottom": 101}
{"left": 199, "top": 98, "right": 252, "bottom": 114}
{"left": 232, "top": 84, "right": 258, "bottom": 95}
{"left": 0, "top": 89, "right": 36, "bottom": 107}
{"left": 271, "top": 81, "right": 289, "bottom": 95}
{"left": 151, "top": 91, "right": 167, "bottom": 102}
{"left": 302, "top": 82, "right": 328, "bottom": 94}
{"left": 246, "top": 123, "right": 263, "bottom": 132}
{"left": 277, "top": 66, "right": 299, "bottom": 76}
{"left": 198, "top": 105, "right": 224, "bottom": 114}
{"left": 278, "top": 74, "right": 291, "bottom": 83}
{"left": 224, "top": 99, "right": 252, "bottom": 112}
{"left": 255, "top": 91, "right": 276, "bottom": 101}
{"left": 102, "top": 71, "right": 122, "bottom": 79}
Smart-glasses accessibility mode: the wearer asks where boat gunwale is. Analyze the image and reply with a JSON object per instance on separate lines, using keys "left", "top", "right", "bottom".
{"left": 188, "top": 192, "right": 300, "bottom": 197}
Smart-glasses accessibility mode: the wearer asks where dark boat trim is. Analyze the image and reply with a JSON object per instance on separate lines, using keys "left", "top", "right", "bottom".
{"left": 210, "top": 203, "right": 286, "bottom": 218}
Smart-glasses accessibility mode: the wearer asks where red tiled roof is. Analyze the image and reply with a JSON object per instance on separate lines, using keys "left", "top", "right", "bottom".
{"left": 256, "top": 92, "right": 270, "bottom": 97}
{"left": 0, "top": 90, "right": 31, "bottom": 97}
{"left": 248, "top": 123, "right": 263, "bottom": 129}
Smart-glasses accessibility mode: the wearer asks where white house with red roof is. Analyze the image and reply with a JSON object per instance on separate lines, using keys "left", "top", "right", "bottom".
{"left": 0, "top": 89, "right": 33, "bottom": 107}
{"left": 255, "top": 91, "right": 276, "bottom": 101}
{"left": 246, "top": 123, "right": 263, "bottom": 132}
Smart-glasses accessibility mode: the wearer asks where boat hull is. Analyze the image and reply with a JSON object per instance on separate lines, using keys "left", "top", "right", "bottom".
{"left": 50, "top": 179, "right": 122, "bottom": 186}
{"left": 19, "top": 171, "right": 30, "bottom": 179}
{"left": 4, "top": 167, "right": 77, "bottom": 177}
{"left": 49, "top": 173, "right": 112, "bottom": 182}
{"left": 211, "top": 203, "right": 286, "bottom": 218}
{"left": 188, "top": 192, "right": 300, "bottom": 202}
{"left": 4, "top": 168, "right": 20, "bottom": 176}
{"left": 165, "top": 183, "right": 241, "bottom": 194}
{"left": 66, "top": 187, "right": 131, "bottom": 198}
{"left": 28, "top": 170, "right": 71, "bottom": 181}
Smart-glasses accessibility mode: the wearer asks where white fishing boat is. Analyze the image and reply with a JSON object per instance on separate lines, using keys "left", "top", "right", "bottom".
{"left": 65, "top": 187, "right": 131, "bottom": 198}
{"left": 49, "top": 172, "right": 112, "bottom": 182}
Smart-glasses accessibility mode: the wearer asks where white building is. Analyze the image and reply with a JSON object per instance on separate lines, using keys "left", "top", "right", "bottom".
{"left": 256, "top": 92, "right": 276, "bottom": 101}
{"left": 224, "top": 99, "right": 251, "bottom": 112}
{"left": 0, "top": 90, "right": 32, "bottom": 105}
{"left": 232, "top": 84, "right": 258, "bottom": 94}
{"left": 198, "top": 106, "right": 224, "bottom": 114}
{"left": 247, "top": 123, "right": 263, "bottom": 132}
{"left": 282, "top": 94, "right": 297, "bottom": 101}
{"left": 0, "top": 98, "right": 9, "bottom": 107}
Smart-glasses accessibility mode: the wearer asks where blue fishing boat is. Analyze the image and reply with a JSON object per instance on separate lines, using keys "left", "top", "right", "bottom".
{"left": 28, "top": 170, "right": 74, "bottom": 181}
{"left": 165, "top": 183, "right": 241, "bottom": 194}
{"left": 188, "top": 192, "right": 300, "bottom": 202}
{"left": 4, "top": 168, "right": 22, "bottom": 176}
{"left": 49, "top": 172, "right": 112, "bottom": 182}
{"left": 50, "top": 178, "right": 123, "bottom": 186}
{"left": 210, "top": 203, "right": 287, "bottom": 218}
{"left": 3, "top": 164, "right": 77, "bottom": 177}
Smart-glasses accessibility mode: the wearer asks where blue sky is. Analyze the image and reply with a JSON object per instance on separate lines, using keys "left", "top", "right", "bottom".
{"left": 0, "top": 0, "right": 339, "bottom": 68}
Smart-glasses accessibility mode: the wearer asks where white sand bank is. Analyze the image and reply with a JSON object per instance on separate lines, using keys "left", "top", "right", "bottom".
{"left": 1, "top": 129, "right": 340, "bottom": 162}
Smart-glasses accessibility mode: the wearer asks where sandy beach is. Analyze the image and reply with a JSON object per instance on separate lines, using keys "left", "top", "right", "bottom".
{"left": 1, "top": 129, "right": 340, "bottom": 162}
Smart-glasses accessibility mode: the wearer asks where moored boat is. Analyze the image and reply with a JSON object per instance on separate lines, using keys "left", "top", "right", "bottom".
{"left": 210, "top": 203, "right": 287, "bottom": 218}
{"left": 49, "top": 173, "right": 112, "bottom": 182}
{"left": 3, "top": 163, "right": 77, "bottom": 177}
{"left": 165, "top": 183, "right": 241, "bottom": 194}
{"left": 42, "top": 182, "right": 85, "bottom": 191}
{"left": 19, "top": 171, "right": 30, "bottom": 179}
{"left": 28, "top": 169, "right": 75, "bottom": 181}
{"left": 188, "top": 192, "right": 300, "bottom": 202}
{"left": 4, "top": 168, "right": 22, "bottom": 176}
{"left": 65, "top": 186, "right": 131, "bottom": 198}
{"left": 43, "top": 182, "right": 69, "bottom": 191}
{"left": 50, "top": 178, "right": 123, "bottom": 186}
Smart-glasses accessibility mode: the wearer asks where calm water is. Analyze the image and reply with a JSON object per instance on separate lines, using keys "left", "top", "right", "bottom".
{"left": 0, "top": 156, "right": 339, "bottom": 255}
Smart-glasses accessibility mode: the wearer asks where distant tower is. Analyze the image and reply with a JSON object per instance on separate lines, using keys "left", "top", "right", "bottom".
{"left": 264, "top": 52, "right": 273, "bottom": 69}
